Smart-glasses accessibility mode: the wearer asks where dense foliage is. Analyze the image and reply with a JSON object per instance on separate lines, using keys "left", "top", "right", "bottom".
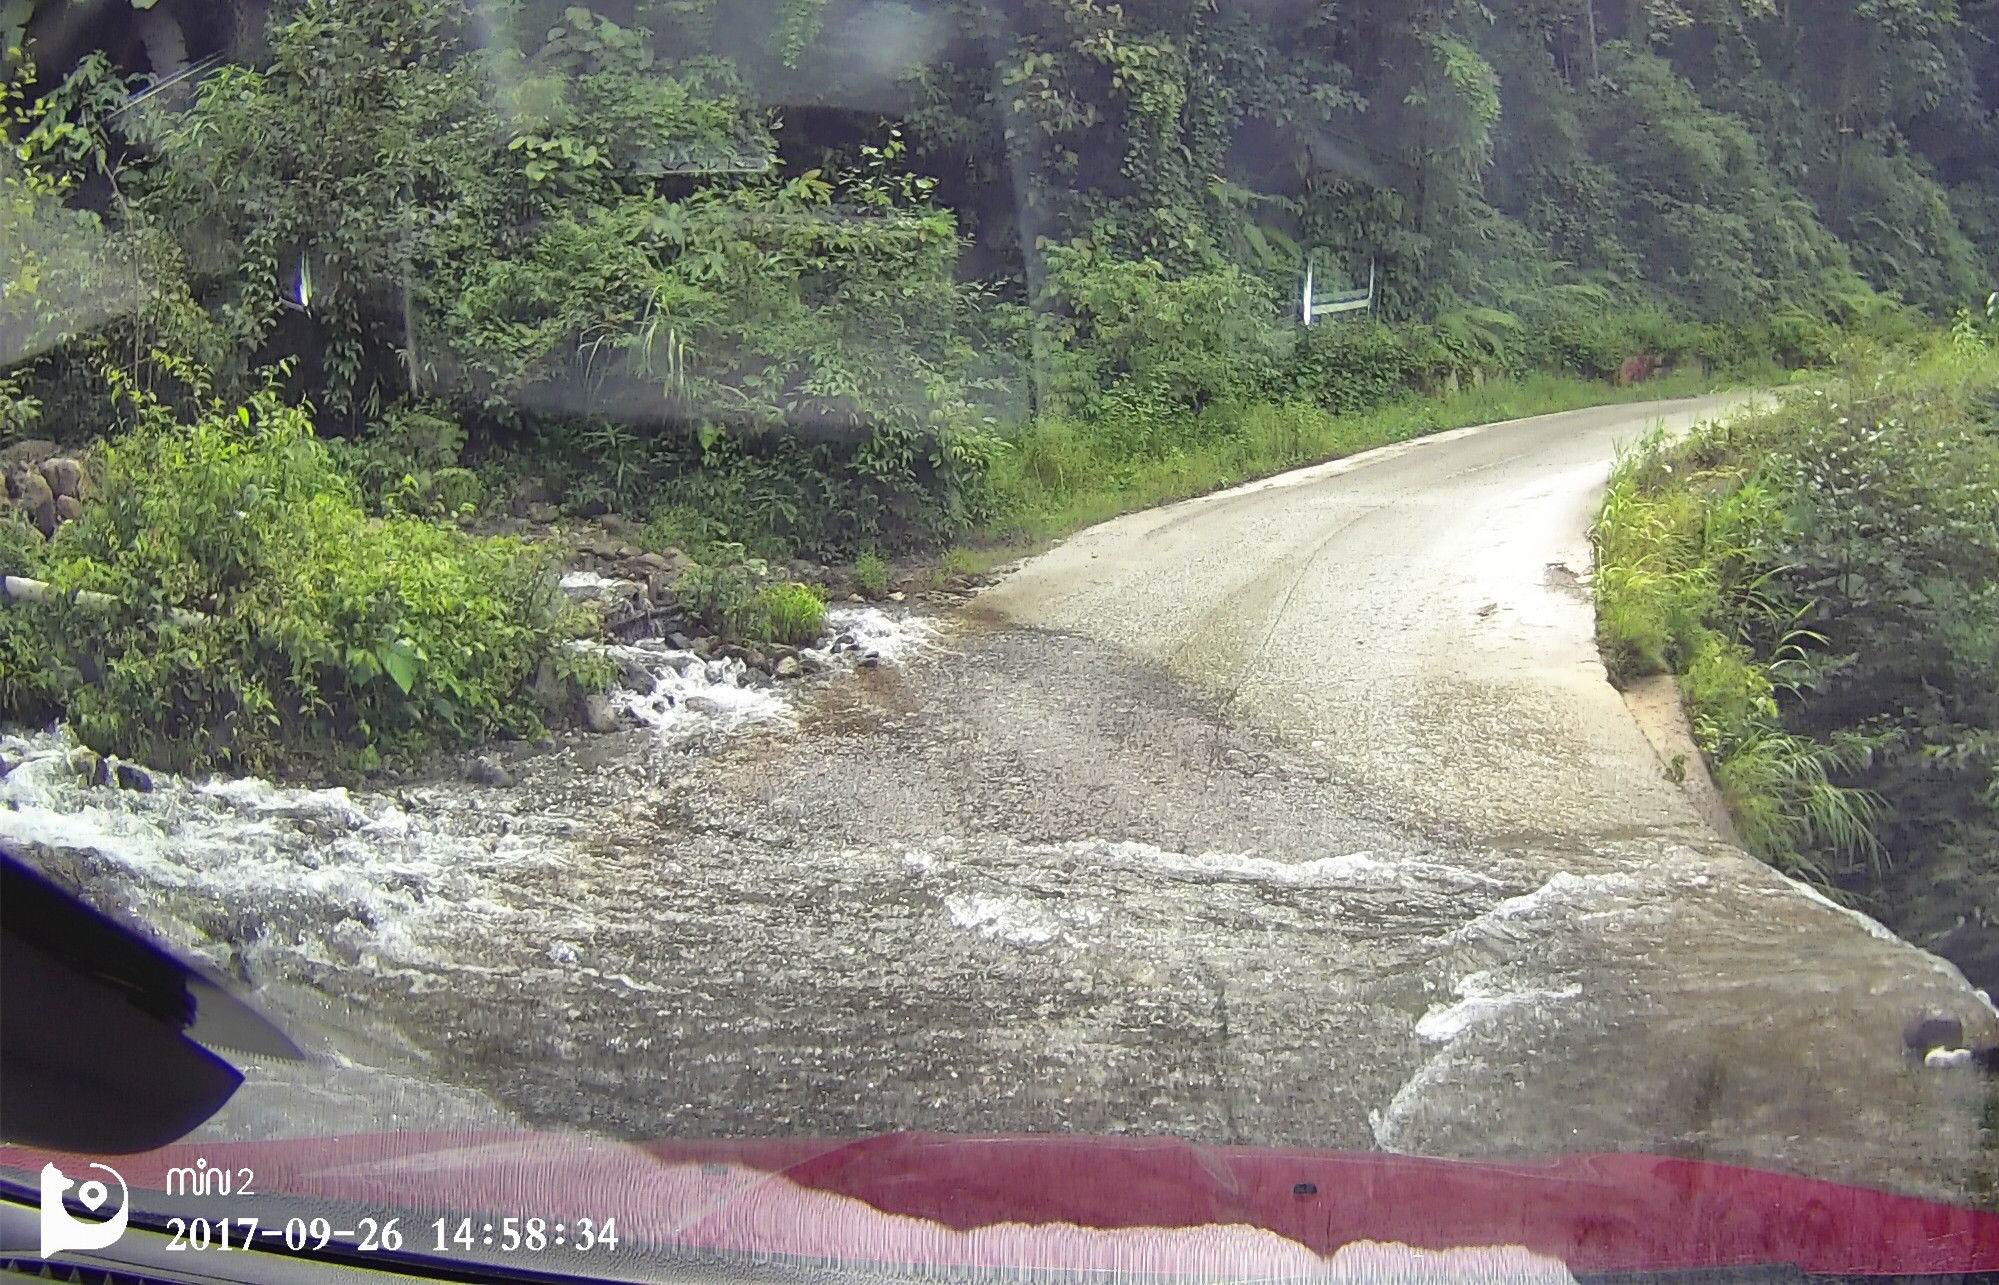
{"left": 1, "top": 0, "right": 1995, "bottom": 773}
{"left": 1, "top": 383, "right": 591, "bottom": 774}
{"left": 1593, "top": 335, "right": 1999, "bottom": 981}
{"left": 2, "top": 0, "right": 1994, "bottom": 546}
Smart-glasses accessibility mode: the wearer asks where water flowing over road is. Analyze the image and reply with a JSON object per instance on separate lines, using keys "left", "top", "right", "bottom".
{"left": 8, "top": 396, "right": 1998, "bottom": 1202}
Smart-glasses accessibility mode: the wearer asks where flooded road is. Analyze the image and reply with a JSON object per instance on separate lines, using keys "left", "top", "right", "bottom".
{"left": 6, "top": 398, "right": 1998, "bottom": 1204}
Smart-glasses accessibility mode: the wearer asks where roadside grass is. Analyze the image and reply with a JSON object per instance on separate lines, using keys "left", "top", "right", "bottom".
{"left": 1589, "top": 341, "right": 1999, "bottom": 880}
{"left": 970, "top": 366, "right": 1728, "bottom": 553}
{"left": 1593, "top": 447, "right": 1885, "bottom": 881}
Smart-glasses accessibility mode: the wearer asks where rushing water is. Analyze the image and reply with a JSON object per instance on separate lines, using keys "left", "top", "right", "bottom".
{"left": 5, "top": 606, "right": 1998, "bottom": 1202}
{"left": 0, "top": 606, "right": 934, "bottom": 979}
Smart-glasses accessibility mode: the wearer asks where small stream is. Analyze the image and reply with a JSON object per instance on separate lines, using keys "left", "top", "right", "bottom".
{"left": 0, "top": 606, "right": 938, "bottom": 1130}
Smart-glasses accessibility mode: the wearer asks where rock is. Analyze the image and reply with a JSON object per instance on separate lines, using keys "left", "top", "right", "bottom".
{"left": 0, "top": 439, "right": 56, "bottom": 467}
{"left": 773, "top": 655, "right": 802, "bottom": 679}
{"left": 799, "top": 653, "right": 829, "bottom": 675}
{"left": 529, "top": 657, "right": 570, "bottom": 712}
{"left": 1906, "top": 1014, "right": 1964, "bottom": 1055}
{"left": 617, "top": 655, "right": 656, "bottom": 691}
{"left": 15, "top": 469, "right": 55, "bottom": 535}
{"left": 509, "top": 476, "right": 554, "bottom": 513}
{"left": 656, "top": 652, "right": 697, "bottom": 676}
{"left": 859, "top": 651, "right": 882, "bottom": 669}
{"left": 67, "top": 750, "right": 109, "bottom": 787}
{"left": 847, "top": 593, "right": 864, "bottom": 603}
{"left": 54, "top": 494, "right": 83, "bottom": 524}
{"left": 525, "top": 501, "right": 561, "bottom": 524}
{"left": 466, "top": 757, "right": 514, "bottom": 788}
{"left": 0, "top": 754, "right": 11, "bottom": 779}
{"left": 581, "top": 691, "right": 623, "bottom": 734}
{"left": 40, "top": 457, "right": 84, "bottom": 499}
{"left": 668, "top": 631, "right": 694, "bottom": 650}
{"left": 559, "top": 571, "right": 644, "bottom": 607}
{"left": 888, "top": 590, "right": 907, "bottom": 603}
{"left": 637, "top": 551, "right": 672, "bottom": 573}
{"left": 113, "top": 762, "right": 154, "bottom": 793}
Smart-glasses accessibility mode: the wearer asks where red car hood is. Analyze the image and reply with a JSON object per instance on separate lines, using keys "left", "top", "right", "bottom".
{"left": 8, "top": 1133, "right": 1999, "bottom": 1278}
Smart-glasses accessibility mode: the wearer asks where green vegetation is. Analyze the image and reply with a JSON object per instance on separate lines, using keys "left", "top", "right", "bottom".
{"left": 676, "top": 551, "right": 826, "bottom": 646}
{"left": 746, "top": 582, "right": 829, "bottom": 647}
{"left": 1, "top": 0, "right": 1995, "bottom": 771}
{"left": 0, "top": 383, "right": 592, "bottom": 775}
{"left": 1593, "top": 333, "right": 1999, "bottom": 893}
{"left": 852, "top": 551, "right": 889, "bottom": 598}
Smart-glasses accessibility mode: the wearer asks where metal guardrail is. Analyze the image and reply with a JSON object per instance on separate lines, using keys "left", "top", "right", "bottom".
{"left": 1301, "top": 256, "right": 1376, "bottom": 325}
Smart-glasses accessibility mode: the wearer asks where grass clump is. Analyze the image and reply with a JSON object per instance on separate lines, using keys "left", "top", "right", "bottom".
{"left": 746, "top": 582, "right": 827, "bottom": 647}
{"left": 677, "top": 550, "right": 826, "bottom": 646}
{"left": 853, "top": 551, "right": 889, "bottom": 597}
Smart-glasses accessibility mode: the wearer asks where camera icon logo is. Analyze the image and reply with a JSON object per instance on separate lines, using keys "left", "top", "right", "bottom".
{"left": 38, "top": 1161, "right": 128, "bottom": 1259}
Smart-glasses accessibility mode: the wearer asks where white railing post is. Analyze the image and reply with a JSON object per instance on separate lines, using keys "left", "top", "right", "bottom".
{"left": 1299, "top": 255, "right": 1376, "bottom": 325}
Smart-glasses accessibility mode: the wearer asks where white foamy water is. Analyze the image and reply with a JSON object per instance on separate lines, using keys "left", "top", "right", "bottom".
{"left": 944, "top": 894, "right": 1063, "bottom": 947}
{"left": 906, "top": 836, "right": 1501, "bottom": 919}
{"left": 557, "top": 570, "right": 635, "bottom": 593}
{"left": 943, "top": 892, "right": 1104, "bottom": 949}
{"left": 604, "top": 643, "right": 792, "bottom": 742}
{"left": 1413, "top": 970, "right": 1584, "bottom": 1044}
{"left": 1371, "top": 966, "right": 1590, "bottom": 1152}
{"left": 1067, "top": 837, "right": 1503, "bottom": 895}
{"left": 0, "top": 607, "right": 938, "bottom": 976}
{"left": 607, "top": 606, "right": 939, "bottom": 744}
{"left": 0, "top": 730, "right": 558, "bottom": 975}
{"left": 807, "top": 604, "right": 940, "bottom": 666}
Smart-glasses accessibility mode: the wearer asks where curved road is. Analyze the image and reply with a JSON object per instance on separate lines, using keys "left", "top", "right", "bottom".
{"left": 982, "top": 397, "right": 1732, "bottom": 845}
{"left": 16, "top": 395, "right": 1999, "bottom": 1203}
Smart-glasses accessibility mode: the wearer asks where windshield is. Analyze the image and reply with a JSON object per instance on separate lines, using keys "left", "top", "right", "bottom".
{"left": 2, "top": 0, "right": 1998, "bottom": 1279}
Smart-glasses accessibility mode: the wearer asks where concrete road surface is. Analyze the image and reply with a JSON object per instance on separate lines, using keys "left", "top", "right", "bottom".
{"left": 14, "top": 396, "right": 1999, "bottom": 1204}
{"left": 981, "top": 397, "right": 1735, "bottom": 846}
